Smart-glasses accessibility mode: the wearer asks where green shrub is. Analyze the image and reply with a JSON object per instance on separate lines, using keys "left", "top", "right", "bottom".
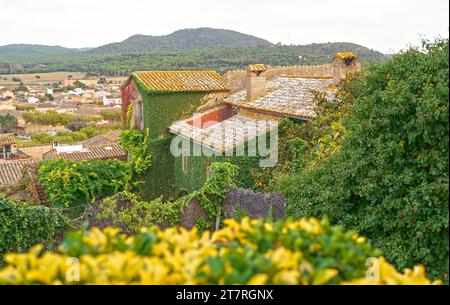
{"left": 278, "top": 39, "right": 449, "bottom": 280}
{"left": 0, "top": 196, "right": 70, "bottom": 263}
{"left": 0, "top": 217, "right": 439, "bottom": 285}
{"left": 38, "top": 159, "right": 133, "bottom": 208}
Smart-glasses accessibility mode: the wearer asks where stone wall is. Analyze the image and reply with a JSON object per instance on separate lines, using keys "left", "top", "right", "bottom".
{"left": 223, "top": 64, "right": 333, "bottom": 93}
{"left": 177, "top": 188, "right": 285, "bottom": 229}
{"left": 18, "top": 144, "right": 53, "bottom": 161}
{"left": 83, "top": 188, "right": 285, "bottom": 231}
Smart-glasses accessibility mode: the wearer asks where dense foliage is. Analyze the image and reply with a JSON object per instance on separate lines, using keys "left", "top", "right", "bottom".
{"left": 276, "top": 39, "right": 449, "bottom": 280}
{"left": 0, "top": 196, "right": 70, "bottom": 263}
{"left": 22, "top": 110, "right": 100, "bottom": 126}
{"left": 38, "top": 159, "right": 132, "bottom": 207}
{"left": 0, "top": 217, "right": 440, "bottom": 285}
{"left": 119, "top": 128, "right": 151, "bottom": 178}
{"left": 91, "top": 162, "right": 239, "bottom": 233}
{"left": 0, "top": 42, "right": 386, "bottom": 75}
{"left": 0, "top": 114, "right": 18, "bottom": 133}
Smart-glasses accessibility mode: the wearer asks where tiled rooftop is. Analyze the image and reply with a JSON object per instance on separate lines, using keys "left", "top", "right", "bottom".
{"left": 53, "top": 143, "right": 126, "bottom": 161}
{"left": 0, "top": 160, "right": 32, "bottom": 185}
{"left": 133, "top": 71, "right": 229, "bottom": 92}
{"left": 170, "top": 114, "right": 278, "bottom": 153}
{"left": 81, "top": 130, "right": 122, "bottom": 146}
{"left": 225, "top": 77, "right": 335, "bottom": 119}
{"left": 0, "top": 134, "right": 16, "bottom": 146}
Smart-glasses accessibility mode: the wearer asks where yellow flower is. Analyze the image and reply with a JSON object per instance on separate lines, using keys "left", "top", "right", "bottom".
{"left": 312, "top": 268, "right": 339, "bottom": 285}
{"left": 273, "top": 270, "right": 300, "bottom": 285}
{"left": 248, "top": 273, "right": 269, "bottom": 285}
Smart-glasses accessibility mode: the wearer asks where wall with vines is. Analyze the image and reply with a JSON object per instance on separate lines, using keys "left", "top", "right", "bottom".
{"left": 141, "top": 136, "right": 176, "bottom": 201}
{"left": 174, "top": 138, "right": 265, "bottom": 197}
{"left": 0, "top": 196, "right": 70, "bottom": 264}
{"left": 131, "top": 76, "right": 208, "bottom": 138}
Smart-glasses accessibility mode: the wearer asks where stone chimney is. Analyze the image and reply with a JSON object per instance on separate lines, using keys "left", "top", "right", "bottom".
{"left": 332, "top": 52, "right": 361, "bottom": 84}
{"left": 247, "top": 64, "right": 267, "bottom": 101}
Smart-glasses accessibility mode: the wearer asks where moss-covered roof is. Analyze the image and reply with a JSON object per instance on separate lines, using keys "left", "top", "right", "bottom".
{"left": 334, "top": 52, "right": 358, "bottom": 60}
{"left": 247, "top": 64, "right": 267, "bottom": 73}
{"left": 132, "top": 71, "right": 229, "bottom": 92}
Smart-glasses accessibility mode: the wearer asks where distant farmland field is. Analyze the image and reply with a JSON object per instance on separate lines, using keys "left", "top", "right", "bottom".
{"left": 0, "top": 71, "right": 86, "bottom": 84}
{"left": 0, "top": 71, "right": 127, "bottom": 87}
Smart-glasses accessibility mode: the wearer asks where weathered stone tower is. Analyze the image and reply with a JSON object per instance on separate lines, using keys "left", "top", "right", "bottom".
{"left": 332, "top": 52, "right": 361, "bottom": 84}
{"left": 247, "top": 64, "right": 267, "bottom": 101}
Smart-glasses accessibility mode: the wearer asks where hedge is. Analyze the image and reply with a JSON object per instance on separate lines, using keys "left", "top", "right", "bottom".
{"left": 0, "top": 196, "right": 70, "bottom": 264}
{"left": 0, "top": 217, "right": 440, "bottom": 284}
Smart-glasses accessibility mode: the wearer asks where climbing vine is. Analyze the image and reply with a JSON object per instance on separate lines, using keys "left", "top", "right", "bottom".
{"left": 0, "top": 196, "right": 70, "bottom": 263}
{"left": 91, "top": 162, "right": 239, "bottom": 232}
{"left": 120, "top": 128, "right": 152, "bottom": 179}
{"left": 38, "top": 159, "right": 133, "bottom": 208}
{"left": 175, "top": 162, "right": 239, "bottom": 229}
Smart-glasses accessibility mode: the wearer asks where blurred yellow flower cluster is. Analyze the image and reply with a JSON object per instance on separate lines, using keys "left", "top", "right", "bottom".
{"left": 0, "top": 217, "right": 440, "bottom": 285}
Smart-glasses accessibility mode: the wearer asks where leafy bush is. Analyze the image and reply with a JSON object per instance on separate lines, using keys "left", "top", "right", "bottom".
{"left": 0, "top": 114, "right": 18, "bottom": 133}
{"left": 38, "top": 159, "right": 132, "bottom": 207}
{"left": 0, "top": 196, "right": 70, "bottom": 263}
{"left": 100, "top": 110, "right": 121, "bottom": 121}
{"left": 89, "top": 162, "right": 239, "bottom": 233}
{"left": 119, "top": 128, "right": 152, "bottom": 177}
{"left": 14, "top": 104, "right": 36, "bottom": 111}
{"left": 278, "top": 39, "right": 449, "bottom": 280}
{"left": 0, "top": 217, "right": 440, "bottom": 285}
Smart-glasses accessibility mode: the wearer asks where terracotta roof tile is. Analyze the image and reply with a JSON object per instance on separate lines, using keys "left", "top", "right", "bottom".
{"left": 225, "top": 77, "right": 334, "bottom": 120}
{"left": 0, "top": 134, "right": 16, "bottom": 146}
{"left": 133, "top": 71, "right": 229, "bottom": 92}
{"left": 0, "top": 160, "right": 32, "bottom": 185}
{"left": 334, "top": 52, "right": 357, "bottom": 60}
{"left": 248, "top": 64, "right": 267, "bottom": 72}
{"left": 54, "top": 143, "right": 126, "bottom": 161}
{"left": 81, "top": 130, "right": 122, "bottom": 146}
{"left": 170, "top": 114, "right": 278, "bottom": 153}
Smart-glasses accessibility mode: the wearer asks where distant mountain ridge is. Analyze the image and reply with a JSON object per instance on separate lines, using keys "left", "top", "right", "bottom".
{"left": 0, "top": 28, "right": 387, "bottom": 75}
{"left": 92, "top": 28, "right": 272, "bottom": 53}
{"left": 0, "top": 44, "right": 76, "bottom": 60}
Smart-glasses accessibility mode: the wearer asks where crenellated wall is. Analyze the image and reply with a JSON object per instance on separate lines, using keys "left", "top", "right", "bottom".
{"left": 223, "top": 64, "right": 333, "bottom": 93}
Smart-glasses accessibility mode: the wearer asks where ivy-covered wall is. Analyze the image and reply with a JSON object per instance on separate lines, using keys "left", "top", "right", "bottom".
{"left": 143, "top": 91, "right": 206, "bottom": 138}
{"left": 131, "top": 74, "right": 208, "bottom": 139}
{"left": 173, "top": 137, "right": 265, "bottom": 198}
{"left": 141, "top": 136, "right": 176, "bottom": 201}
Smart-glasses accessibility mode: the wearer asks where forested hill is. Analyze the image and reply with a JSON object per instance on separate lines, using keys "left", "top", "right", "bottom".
{"left": 0, "top": 44, "right": 77, "bottom": 61}
{"left": 92, "top": 28, "right": 272, "bottom": 53}
{"left": 0, "top": 28, "right": 387, "bottom": 75}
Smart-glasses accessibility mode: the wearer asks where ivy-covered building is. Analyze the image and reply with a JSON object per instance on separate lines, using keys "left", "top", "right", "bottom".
{"left": 121, "top": 71, "right": 229, "bottom": 138}
{"left": 122, "top": 53, "right": 360, "bottom": 201}
{"left": 121, "top": 70, "right": 230, "bottom": 199}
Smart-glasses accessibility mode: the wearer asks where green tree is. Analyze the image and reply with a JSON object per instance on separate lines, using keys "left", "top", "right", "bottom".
{"left": 277, "top": 39, "right": 449, "bottom": 280}
{"left": 0, "top": 114, "right": 18, "bottom": 133}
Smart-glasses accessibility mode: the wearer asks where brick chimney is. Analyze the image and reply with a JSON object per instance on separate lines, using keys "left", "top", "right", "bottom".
{"left": 332, "top": 52, "right": 360, "bottom": 84}
{"left": 247, "top": 64, "right": 267, "bottom": 101}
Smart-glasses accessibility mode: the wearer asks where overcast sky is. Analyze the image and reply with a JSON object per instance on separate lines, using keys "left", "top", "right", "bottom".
{"left": 0, "top": 0, "right": 448, "bottom": 53}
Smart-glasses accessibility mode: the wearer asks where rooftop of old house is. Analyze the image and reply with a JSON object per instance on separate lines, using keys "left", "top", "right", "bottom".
{"left": 128, "top": 71, "right": 229, "bottom": 93}
{"left": 170, "top": 108, "right": 279, "bottom": 153}
{"left": 0, "top": 160, "right": 33, "bottom": 186}
{"left": 81, "top": 130, "right": 122, "bottom": 146}
{"left": 225, "top": 77, "right": 335, "bottom": 119}
{"left": 49, "top": 143, "right": 126, "bottom": 161}
{"left": 0, "top": 134, "right": 16, "bottom": 146}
